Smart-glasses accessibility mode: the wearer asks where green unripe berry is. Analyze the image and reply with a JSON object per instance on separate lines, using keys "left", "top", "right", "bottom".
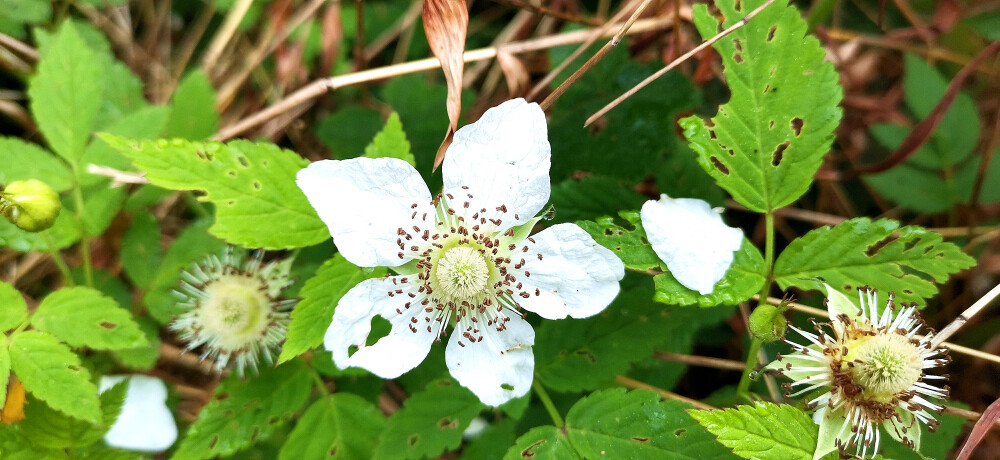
{"left": 1, "top": 179, "right": 61, "bottom": 232}
{"left": 748, "top": 304, "right": 787, "bottom": 343}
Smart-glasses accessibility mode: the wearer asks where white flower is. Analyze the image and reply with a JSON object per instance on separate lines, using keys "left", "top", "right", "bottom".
{"left": 99, "top": 375, "right": 177, "bottom": 452}
{"left": 297, "top": 98, "right": 625, "bottom": 406}
{"left": 170, "top": 247, "right": 296, "bottom": 375}
{"left": 765, "top": 285, "right": 949, "bottom": 459}
{"left": 639, "top": 194, "right": 743, "bottom": 295}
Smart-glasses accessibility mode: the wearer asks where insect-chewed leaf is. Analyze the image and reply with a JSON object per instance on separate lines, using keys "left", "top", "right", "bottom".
{"left": 504, "top": 389, "right": 738, "bottom": 459}
{"left": 374, "top": 378, "right": 483, "bottom": 460}
{"left": 98, "top": 135, "right": 328, "bottom": 250}
{"left": 8, "top": 331, "right": 101, "bottom": 423}
{"left": 279, "top": 394, "right": 385, "bottom": 460}
{"left": 773, "top": 218, "right": 976, "bottom": 305}
{"left": 680, "top": 0, "right": 842, "bottom": 212}
{"left": 31, "top": 287, "right": 147, "bottom": 351}
{"left": 172, "top": 361, "right": 313, "bottom": 459}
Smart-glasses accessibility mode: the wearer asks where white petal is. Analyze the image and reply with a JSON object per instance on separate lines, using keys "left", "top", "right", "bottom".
{"left": 297, "top": 158, "right": 434, "bottom": 267}
{"left": 640, "top": 195, "right": 744, "bottom": 295}
{"left": 442, "top": 99, "right": 550, "bottom": 232}
{"left": 824, "top": 284, "right": 863, "bottom": 323}
{"left": 324, "top": 276, "right": 440, "bottom": 379}
{"left": 514, "top": 223, "right": 624, "bottom": 320}
{"left": 813, "top": 407, "right": 846, "bottom": 460}
{"left": 100, "top": 375, "right": 177, "bottom": 452}
{"left": 446, "top": 312, "right": 535, "bottom": 406}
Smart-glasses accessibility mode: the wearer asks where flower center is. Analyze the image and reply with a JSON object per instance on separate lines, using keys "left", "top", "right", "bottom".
{"left": 849, "top": 333, "right": 923, "bottom": 400}
{"left": 435, "top": 246, "right": 489, "bottom": 301}
{"left": 200, "top": 275, "right": 270, "bottom": 345}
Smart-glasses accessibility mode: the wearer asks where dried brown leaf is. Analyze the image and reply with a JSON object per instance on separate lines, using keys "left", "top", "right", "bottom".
{"left": 423, "top": 0, "right": 469, "bottom": 171}
{"left": 320, "top": 3, "right": 343, "bottom": 76}
{"left": 957, "top": 397, "right": 1000, "bottom": 460}
{"left": 497, "top": 50, "right": 529, "bottom": 97}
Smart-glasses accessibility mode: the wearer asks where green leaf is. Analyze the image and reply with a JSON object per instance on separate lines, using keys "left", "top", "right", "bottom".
{"left": 0, "top": 137, "right": 74, "bottom": 192}
{"left": 99, "top": 135, "right": 327, "bottom": 249}
{"left": 773, "top": 218, "right": 976, "bottom": 305}
{"left": 315, "top": 106, "right": 384, "bottom": 159}
{"left": 279, "top": 394, "right": 386, "bottom": 460}
{"left": 0, "top": 425, "right": 67, "bottom": 460}
{"left": 535, "top": 275, "right": 729, "bottom": 392}
{"left": 577, "top": 211, "right": 662, "bottom": 271}
{"left": 97, "top": 61, "right": 149, "bottom": 129}
{"left": 547, "top": 46, "right": 702, "bottom": 184}
{"left": 653, "top": 238, "right": 766, "bottom": 307}
{"left": 28, "top": 21, "right": 105, "bottom": 164}
{"left": 0, "top": 281, "right": 27, "bottom": 331}
{"left": 459, "top": 418, "right": 518, "bottom": 460}
{"left": 111, "top": 317, "right": 161, "bottom": 370}
{"left": 0, "top": 347, "right": 8, "bottom": 409}
{"left": 901, "top": 54, "right": 979, "bottom": 167}
{"left": 80, "top": 105, "right": 172, "bottom": 187}
{"left": 121, "top": 212, "right": 163, "bottom": 289}
{"left": 8, "top": 331, "right": 101, "bottom": 423}
{"left": 166, "top": 70, "right": 219, "bottom": 140}
{"left": 173, "top": 360, "right": 313, "bottom": 459}
{"left": 374, "top": 378, "right": 484, "bottom": 460}
{"left": 0, "top": 205, "right": 81, "bottom": 253}
{"left": 18, "top": 380, "right": 129, "bottom": 449}
{"left": 680, "top": 0, "right": 842, "bottom": 212}
{"left": 144, "top": 219, "right": 225, "bottom": 323}
{"left": 279, "top": 255, "right": 386, "bottom": 363}
{"left": 31, "top": 287, "right": 147, "bottom": 351}
{"left": 689, "top": 402, "right": 837, "bottom": 460}
{"left": 549, "top": 176, "right": 646, "bottom": 225}
{"left": 505, "top": 389, "right": 738, "bottom": 459}
{"left": 364, "top": 112, "right": 415, "bottom": 167}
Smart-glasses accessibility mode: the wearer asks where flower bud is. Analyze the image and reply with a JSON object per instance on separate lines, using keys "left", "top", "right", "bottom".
{"left": 1, "top": 179, "right": 61, "bottom": 232}
{"left": 748, "top": 303, "right": 787, "bottom": 343}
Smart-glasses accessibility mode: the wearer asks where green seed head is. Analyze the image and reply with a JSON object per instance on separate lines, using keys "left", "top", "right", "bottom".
{"left": 1, "top": 179, "right": 61, "bottom": 232}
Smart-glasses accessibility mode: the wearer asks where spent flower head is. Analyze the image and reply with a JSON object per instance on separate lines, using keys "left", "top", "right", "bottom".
{"left": 170, "top": 247, "right": 296, "bottom": 375}
{"left": 296, "top": 98, "right": 625, "bottom": 405}
{"left": 766, "top": 285, "right": 949, "bottom": 459}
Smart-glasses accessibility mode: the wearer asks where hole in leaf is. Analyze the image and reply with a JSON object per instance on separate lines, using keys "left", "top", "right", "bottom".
{"left": 522, "top": 439, "right": 548, "bottom": 458}
{"left": 632, "top": 437, "right": 651, "bottom": 443}
{"left": 803, "top": 69, "right": 813, "bottom": 75}
{"left": 252, "top": 181, "right": 262, "bottom": 191}
{"left": 227, "top": 170, "right": 237, "bottom": 177}
{"left": 709, "top": 129, "right": 717, "bottom": 140}
{"left": 329, "top": 447, "right": 338, "bottom": 457}
{"left": 640, "top": 236, "right": 649, "bottom": 244}
{"left": 227, "top": 200, "right": 236, "bottom": 206}
{"left": 791, "top": 118, "right": 803, "bottom": 136}
{"left": 574, "top": 350, "right": 597, "bottom": 362}
{"left": 347, "top": 344, "right": 359, "bottom": 357}
{"left": 439, "top": 417, "right": 458, "bottom": 429}
{"left": 500, "top": 383, "right": 515, "bottom": 391}
{"left": 195, "top": 150, "right": 213, "bottom": 161}
{"left": 767, "top": 26, "right": 777, "bottom": 41}
{"left": 604, "top": 228, "right": 614, "bottom": 236}
{"left": 903, "top": 240, "right": 918, "bottom": 252}
{"left": 99, "top": 321, "right": 116, "bottom": 330}
{"left": 674, "top": 429, "right": 686, "bottom": 437}
{"left": 733, "top": 53, "right": 744, "bottom": 64}
{"left": 763, "top": 84, "right": 771, "bottom": 94}
{"left": 208, "top": 435, "right": 219, "bottom": 449}
{"left": 710, "top": 156, "right": 730, "bottom": 175}
{"left": 728, "top": 149, "right": 735, "bottom": 156}
{"left": 237, "top": 155, "right": 250, "bottom": 168}
{"left": 732, "top": 39, "right": 743, "bottom": 52}
{"left": 734, "top": 0, "right": 742, "bottom": 11}
{"left": 367, "top": 315, "right": 391, "bottom": 346}
{"left": 865, "top": 235, "right": 897, "bottom": 257}
{"left": 771, "top": 141, "right": 789, "bottom": 167}
{"left": 768, "top": 120, "right": 775, "bottom": 129}
{"left": 843, "top": 284, "right": 852, "bottom": 291}
{"left": 262, "top": 160, "right": 269, "bottom": 167}
{"left": 903, "top": 289, "right": 914, "bottom": 295}
{"left": 408, "top": 434, "right": 420, "bottom": 447}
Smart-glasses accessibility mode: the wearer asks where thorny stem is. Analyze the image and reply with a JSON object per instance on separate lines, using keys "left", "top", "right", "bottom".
{"left": 533, "top": 377, "right": 564, "bottom": 428}
{"left": 41, "top": 231, "right": 75, "bottom": 287}
{"left": 738, "top": 211, "right": 775, "bottom": 397}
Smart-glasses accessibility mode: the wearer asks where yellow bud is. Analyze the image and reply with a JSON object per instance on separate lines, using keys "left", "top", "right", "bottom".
{"left": 1, "top": 179, "right": 61, "bottom": 232}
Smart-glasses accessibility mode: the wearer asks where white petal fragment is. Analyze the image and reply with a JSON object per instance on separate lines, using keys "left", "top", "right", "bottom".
{"left": 100, "top": 375, "right": 178, "bottom": 452}
{"left": 446, "top": 313, "right": 535, "bottom": 406}
{"left": 297, "top": 158, "right": 433, "bottom": 267}
{"left": 324, "top": 276, "right": 440, "bottom": 379}
{"left": 813, "top": 407, "right": 846, "bottom": 460}
{"left": 824, "top": 283, "right": 863, "bottom": 325}
{"left": 640, "top": 195, "right": 744, "bottom": 295}
{"left": 515, "top": 223, "right": 624, "bottom": 320}
{"left": 442, "top": 98, "right": 551, "bottom": 231}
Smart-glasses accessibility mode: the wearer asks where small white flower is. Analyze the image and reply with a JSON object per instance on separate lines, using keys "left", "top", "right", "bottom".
{"left": 99, "top": 375, "right": 177, "bottom": 452}
{"left": 765, "top": 285, "right": 950, "bottom": 459}
{"left": 639, "top": 194, "right": 743, "bottom": 295}
{"left": 297, "top": 98, "right": 625, "bottom": 406}
{"left": 170, "top": 247, "right": 296, "bottom": 374}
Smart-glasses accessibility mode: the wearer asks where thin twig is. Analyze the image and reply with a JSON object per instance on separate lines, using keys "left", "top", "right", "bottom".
{"left": 931, "top": 283, "right": 1000, "bottom": 348}
{"left": 757, "top": 295, "right": 1000, "bottom": 365}
{"left": 201, "top": 0, "right": 254, "bottom": 75}
{"left": 493, "top": 0, "right": 602, "bottom": 26}
{"left": 539, "top": 0, "right": 656, "bottom": 110}
{"left": 655, "top": 351, "right": 745, "bottom": 371}
{"left": 615, "top": 375, "right": 716, "bottom": 410}
{"left": 0, "top": 32, "right": 38, "bottom": 61}
{"left": 214, "top": 16, "right": 677, "bottom": 140}
{"left": 586, "top": 0, "right": 776, "bottom": 127}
